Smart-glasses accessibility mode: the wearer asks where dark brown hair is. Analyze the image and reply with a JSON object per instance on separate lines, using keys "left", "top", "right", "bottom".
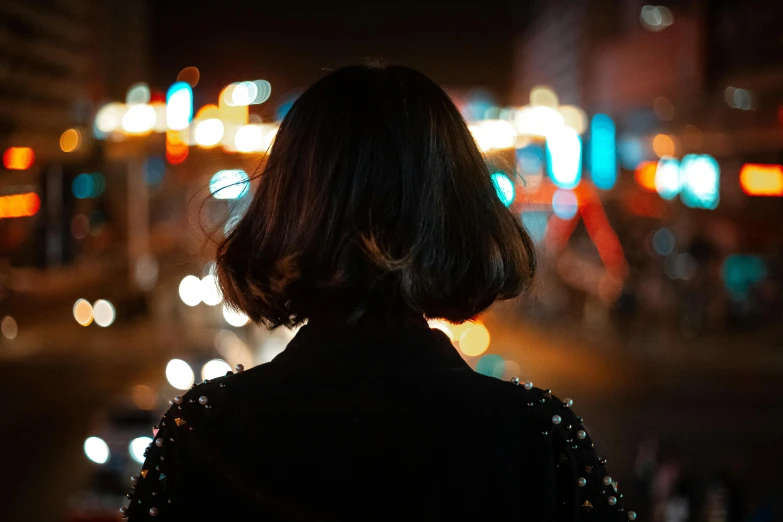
{"left": 216, "top": 64, "right": 535, "bottom": 328}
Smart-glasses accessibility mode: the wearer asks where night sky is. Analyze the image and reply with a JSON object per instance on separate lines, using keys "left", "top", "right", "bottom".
{"left": 150, "top": 1, "right": 522, "bottom": 113}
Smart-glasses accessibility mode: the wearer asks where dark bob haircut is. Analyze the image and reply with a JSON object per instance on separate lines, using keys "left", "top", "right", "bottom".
{"left": 216, "top": 64, "right": 536, "bottom": 328}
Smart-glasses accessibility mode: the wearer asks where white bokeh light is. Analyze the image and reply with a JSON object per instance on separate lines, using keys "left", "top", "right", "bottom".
{"left": 178, "top": 275, "right": 203, "bottom": 306}
{"left": 84, "top": 436, "right": 110, "bottom": 464}
{"left": 200, "top": 274, "right": 222, "bottom": 306}
{"left": 129, "top": 436, "right": 152, "bottom": 464}
{"left": 93, "top": 299, "right": 116, "bottom": 327}
{"left": 222, "top": 305, "right": 249, "bottom": 327}
{"left": 194, "top": 118, "right": 224, "bottom": 147}
{"left": 201, "top": 359, "right": 232, "bottom": 381}
{"left": 166, "top": 359, "right": 195, "bottom": 390}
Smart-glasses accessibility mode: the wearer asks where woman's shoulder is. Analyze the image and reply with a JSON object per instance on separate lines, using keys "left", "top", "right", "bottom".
{"left": 501, "top": 377, "right": 637, "bottom": 521}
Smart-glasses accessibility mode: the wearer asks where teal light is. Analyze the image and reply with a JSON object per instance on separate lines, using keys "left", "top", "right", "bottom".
{"left": 590, "top": 114, "right": 617, "bottom": 190}
{"left": 72, "top": 173, "right": 105, "bottom": 199}
{"left": 210, "top": 169, "right": 250, "bottom": 200}
{"left": 680, "top": 154, "right": 720, "bottom": 209}
{"left": 721, "top": 254, "right": 766, "bottom": 300}
{"left": 476, "top": 354, "right": 505, "bottom": 379}
{"left": 490, "top": 172, "right": 515, "bottom": 207}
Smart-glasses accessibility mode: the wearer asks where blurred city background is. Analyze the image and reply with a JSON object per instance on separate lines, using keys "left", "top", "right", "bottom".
{"left": 1, "top": 0, "right": 782, "bottom": 520}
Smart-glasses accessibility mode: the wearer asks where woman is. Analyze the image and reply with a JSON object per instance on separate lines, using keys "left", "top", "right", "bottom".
{"left": 124, "top": 64, "right": 635, "bottom": 521}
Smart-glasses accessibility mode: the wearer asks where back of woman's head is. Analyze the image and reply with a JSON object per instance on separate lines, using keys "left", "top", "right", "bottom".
{"left": 216, "top": 63, "right": 536, "bottom": 328}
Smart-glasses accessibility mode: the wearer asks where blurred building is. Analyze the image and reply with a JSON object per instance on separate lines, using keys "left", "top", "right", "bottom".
{"left": 0, "top": 0, "right": 148, "bottom": 267}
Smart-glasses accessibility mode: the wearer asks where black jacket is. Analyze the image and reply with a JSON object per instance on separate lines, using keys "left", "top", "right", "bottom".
{"left": 125, "top": 318, "right": 635, "bottom": 521}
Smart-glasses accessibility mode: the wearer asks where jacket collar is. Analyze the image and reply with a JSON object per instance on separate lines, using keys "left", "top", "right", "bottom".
{"left": 272, "top": 316, "right": 471, "bottom": 374}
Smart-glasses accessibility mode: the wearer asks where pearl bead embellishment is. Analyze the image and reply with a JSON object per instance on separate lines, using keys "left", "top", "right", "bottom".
{"left": 552, "top": 415, "right": 562, "bottom": 425}
{"left": 563, "top": 398, "right": 573, "bottom": 408}
{"left": 628, "top": 511, "right": 637, "bottom": 520}
{"left": 577, "top": 477, "right": 586, "bottom": 487}
{"left": 603, "top": 476, "right": 613, "bottom": 486}
{"left": 173, "top": 396, "right": 183, "bottom": 404}
{"left": 608, "top": 496, "right": 617, "bottom": 506}
{"left": 119, "top": 507, "right": 128, "bottom": 516}
{"left": 577, "top": 430, "right": 587, "bottom": 440}
{"left": 235, "top": 364, "right": 244, "bottom": 372}
{"left": 198, "top": 396, "right": 208, "bottom": 406}
{"left": 523, "top": 381, "right": 533, "bottom": 390}
{"left": 150, "top": 507, "right": 159, "bottom": 517}
{"left": 510, "top": 377, "right": 520, "bottom": 385}
{"left": 130, "top": 475, "right": 139, "bottom": 485}
{"left": 155, "top": 438, "right": 163, "bottom": 447}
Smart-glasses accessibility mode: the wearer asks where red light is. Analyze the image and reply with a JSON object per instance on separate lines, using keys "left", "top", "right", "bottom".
{"left": 3, "top": 147, "right": 35, "bottom": 170}
{"left": 739, "top": 164, "right": 783, "bottom": 196}
{"left": 0, "top": 193, "right": 40, "bottom": 219}
{"left": 635, "top": 161, "right": 658, "bottom": 192}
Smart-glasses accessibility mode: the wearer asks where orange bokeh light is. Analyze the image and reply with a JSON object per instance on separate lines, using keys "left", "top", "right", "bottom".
{"left": 3, "top": 147, "right": 35, "bottom": 170}
{"left": 166, "top": 130, "right": 189, "bottom": 165}
{"left": 652, "top": 134, "right": 675, "bottom": 157}
{"left": 635, "top": 161, "right": 658, "bottom": 192}
{"left": 0, "top": 193, "right": 40, "bottom": 219}
{"left": 739, "top": 164, "right": 783, "bottom": 196}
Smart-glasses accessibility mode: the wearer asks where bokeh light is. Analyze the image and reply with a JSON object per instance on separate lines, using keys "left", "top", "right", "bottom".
{"left": 84, "top": 436, "right": 109, "bottom": 464}
{"left": 177, "top": 66, "right": 200, "bottom": 87}
{"left": 490, "top": 172, "right": 515, "bottom": 207}
{"left": 552, "top": 189, "right": 579, "bottom": 220}
{"left": 179, "top": 275, "right": 203, "bottom": 307}
{"left": 234, "top": 125, "right": 264, "bottom": 153}
{"left": 635, "top": 161, "right": 658, "bottom": 192}
{"left": 680, "top": 154, "right": 720, "bottom": 209}
{"left": 73, "top": 299, "right": 94, "bottom": 326}
{"left": 126, "top": 82, "right": 151, "bottom": 105}
{"left": 514, "top": 106, "right": 565, "bottom": 138}
{"left": 166, "top": 359, "right": 195, "bottom": 390}
{"left": 201, "top": 359, "right": 232, "bottom": 381}
{"left": 131, "top": 384, "right": 157, "bottom": 410}
{"left": 72, "top": 173, "right": 105, "bottom": 199}
{"left": 200, "top": 274, "right": 222, "bottom": 306}
{"left": 725, "top": 87, "right": 754, "bottom": 110}
{"left": 590, "top": 114, "right": 617, "bottom": 190}
{"left": 60, "top": 129, "right": 82, "bottom": 153}
{"left": 94, "top": 102, "right": 127, "bottom": 135}
{"left": 1, "top": 315, "right": 18, "bottom": 340}
{"left": 469, "top": 120, "right": 517, "bottom": 152}
{"left": 252, "top": 80, "right": 272, "bottom": 104}
{"left": 739, "top": 164, "right": 783, "bottom": 196}
{"left": 93, "top": 299, "right": 116, "bottom": 327}
{"left": 476, "top": 354, "right": 505, "bottom": 378}
{"left": 129, "top": 436, "right": 152, "bottom": 464}
{"left": 194, "top": 118, "right": 224, "bottom": 147}
{"left": 652, "top": 134, "right": 675, "bottom": 158}
{"left": 3, "top": 147, "right": 34, "bottom": 170}
{"left": 546, "top": 127, "right": 582, "bottom": 189}
{"left": 210, "top": 169, "right": 250, "bottom": 200}
{"left": 222, "top": 305, "right": 249, "bottom": 327}
{"left": 559, "top": 105, "right": 587, "bottom": 134}
{"left": 166, "top": 82, "right": 193, "bottom": 131}
{"left": 122, "top": 104, "right": 156, "bottom": 134}
{"left": 655, "top": 157, "right": 681, "bottom": 200}
{"left": 652, "top": 227, "right": 675, "bottom": 256}
{"left": 530, "top": 86, "right": 558, "bottom": 108}
{"left": 640, "top": 5, "right": 674, "bottom": 31}
{"left": 458, "top": 323, "right": 491, "bottom": 356}
{"left": 0, "top": 192, "right": 40, "bottom": 219}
